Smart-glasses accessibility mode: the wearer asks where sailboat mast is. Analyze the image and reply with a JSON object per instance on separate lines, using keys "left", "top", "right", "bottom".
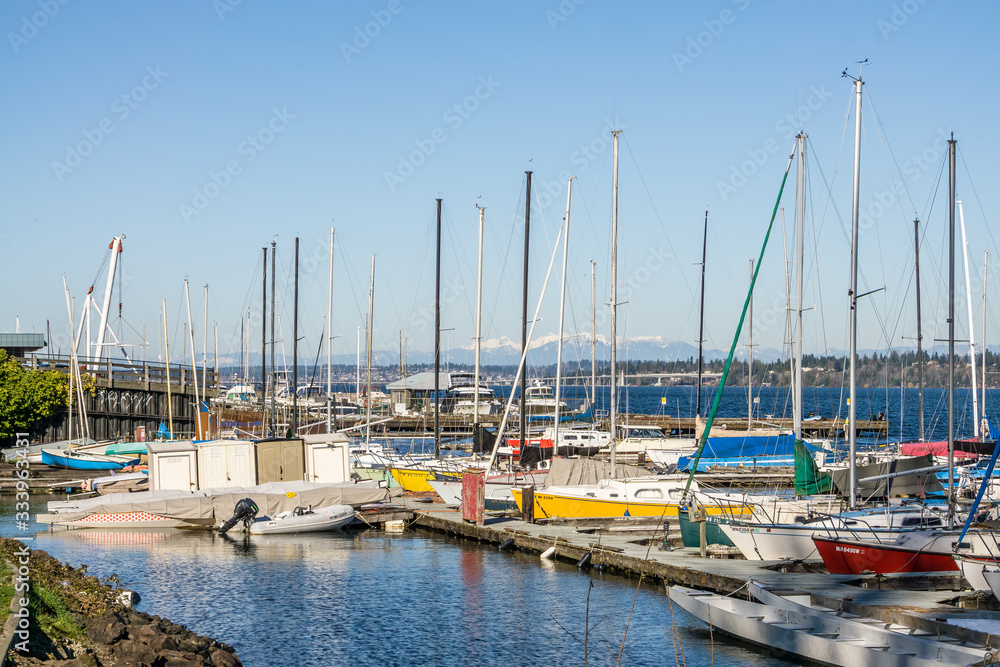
{"left": 366, "top": 255, "right": 375, "bottom": 449}
{"left": 984, "top": 250, "right": 989, "bottom": 433}
{"left": 948, "top": 135, "right": 957, "bottom": 528}
{"left": 590, "top": 260, "right": 597, "bottom": 408}
{"left": 474, "top": 206, "right": 485, "bottom": 428}
{"left": 520, "top": 172, "right": 532, "bottom": 453}
{"left": 610, "top": 130, "right": 620, "bottom": 471}
{"left": 959, "top": 201, "right": 980, "bottom": 438}
{"left": 270, "top": 241, "right": 277, "bottom": 434}
{"left": 696, "top": 211, "right": 707, "bottom": 418}
{"left": 748, "top": 260, "right": 754, "bottom": 425}
{"left": 163, "top": 298, "right": 173, "bottom": 437}
{"left": 434, "top": 198, "right": 442, "bottom": 460}
{"left": 184, "top": 279, "right": 202, "bottom": 439}
{"left": 914, "top": 219, "right": 924, "bottom": 442}
{"left": 328, "top": 227, "right": 335, "bottom": 433}
{"left": 293, "top": 237, "right": 300, "bottom": 436}
{"left": 202, "top": 285, "right": 208, "bottom": 400}
{"left": 794, "top": 133, "right": 807, "bottom": 439}
{"left": 554, "top": 177, "right": 574, "bottom": 454}
{"left": 261, "top": 248, "right": 267, "bottom": 436}
{"left": 848, "top": 76, "right": 863, "bottom": 510}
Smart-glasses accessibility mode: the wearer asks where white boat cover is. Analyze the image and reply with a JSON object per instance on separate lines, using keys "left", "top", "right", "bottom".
{"left": 543, "top": 458, "right": 650, "bottom": 488}
{"left": 38, "top": 480, "right": 395, "bottom": 524}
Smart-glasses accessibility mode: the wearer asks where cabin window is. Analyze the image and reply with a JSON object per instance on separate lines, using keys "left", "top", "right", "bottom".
{"left": 610, "top": 493, "right": 619, "bottom": 498}
{"left": 634, "top": 489, "right": 663, "bottom": 499}
{"left": 586, "top": 492, "right": 596, "bottom": 498}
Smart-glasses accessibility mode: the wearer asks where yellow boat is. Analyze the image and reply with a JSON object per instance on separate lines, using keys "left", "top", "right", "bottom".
{"left": 511, "top": 476, "right": 749, "bottom": 520}
{"left": 389, "top": 467, "right": 438, "bottom": 493}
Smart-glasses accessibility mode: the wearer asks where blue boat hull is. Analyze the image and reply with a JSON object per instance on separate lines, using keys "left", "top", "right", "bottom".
{"left": 41, "top": 449, "right": 125, "bottom": 470}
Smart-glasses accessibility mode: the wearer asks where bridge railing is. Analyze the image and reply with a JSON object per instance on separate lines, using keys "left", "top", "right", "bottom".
{"left": 15, "top": 354, "right": 219, "bottom": 393}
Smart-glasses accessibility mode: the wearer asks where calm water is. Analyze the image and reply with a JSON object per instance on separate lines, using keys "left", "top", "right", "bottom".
{"left": 3, "top": 498, "right": 802, "bottom": 667}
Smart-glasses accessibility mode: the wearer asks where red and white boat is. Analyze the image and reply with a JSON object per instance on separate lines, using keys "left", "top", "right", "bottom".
{"left": 813, "top": 531, "right": 963, "bottom": 575}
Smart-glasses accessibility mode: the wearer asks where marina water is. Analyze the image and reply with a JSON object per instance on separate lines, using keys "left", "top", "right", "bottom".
{"left": 5, "top": 386, "right": 985, "bottom": 665}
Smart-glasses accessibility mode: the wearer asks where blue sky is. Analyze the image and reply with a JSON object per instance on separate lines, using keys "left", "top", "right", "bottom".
{"left": 2, "top": 0, "right": 997, "bottom": 368}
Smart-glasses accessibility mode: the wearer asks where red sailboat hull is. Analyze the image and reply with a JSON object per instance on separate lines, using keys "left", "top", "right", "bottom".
{"left": 813, "top": 535, "right": 960, "bottom": 575}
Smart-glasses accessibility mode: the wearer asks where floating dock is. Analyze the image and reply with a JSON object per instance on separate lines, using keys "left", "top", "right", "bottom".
{"left": 387, "top": 496, "right": 1000, "bottom": 651}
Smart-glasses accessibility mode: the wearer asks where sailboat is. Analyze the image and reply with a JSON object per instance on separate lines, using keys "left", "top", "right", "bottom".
{"left": 511, "top": 132, "right": 703, "bottom": 520}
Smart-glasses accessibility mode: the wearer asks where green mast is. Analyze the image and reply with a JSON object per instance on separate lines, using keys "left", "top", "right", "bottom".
{"left": 684, "top": 148, "right": 796, "bottom": 493}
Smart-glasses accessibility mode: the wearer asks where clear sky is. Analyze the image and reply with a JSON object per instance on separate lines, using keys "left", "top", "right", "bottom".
{"left": 2, "top": 0, "right": 997, "bottom": 368}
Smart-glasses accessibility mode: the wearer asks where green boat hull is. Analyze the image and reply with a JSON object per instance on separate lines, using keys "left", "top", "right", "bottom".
{"left": 677, "top": 510, "right": 735, "bottom": 548}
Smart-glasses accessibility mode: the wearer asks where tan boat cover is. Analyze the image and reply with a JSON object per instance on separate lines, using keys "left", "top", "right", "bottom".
{"left": 543, "top": 458, "right": 650, "bottom": 488}
{"left": 38, "top": 481, "right": 395, "bottom": 524}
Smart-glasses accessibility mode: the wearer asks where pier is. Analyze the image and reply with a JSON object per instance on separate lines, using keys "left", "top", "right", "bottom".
{"left": 384, "top": 496, "right": 999, "bottom": 650}
{"left": 17, "top": 355, "right": 219, "bottom": 442}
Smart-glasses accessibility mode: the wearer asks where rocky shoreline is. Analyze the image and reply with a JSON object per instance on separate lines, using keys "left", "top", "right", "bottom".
{"left": 0, "top": 540, "right": 241, "bottom": 667}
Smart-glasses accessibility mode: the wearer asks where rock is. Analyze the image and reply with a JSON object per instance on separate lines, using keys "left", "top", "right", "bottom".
{"left": 178, "top": 635, "right": 211, "bottom": 654}
{"left": 85, "top": 618, "right": 126, "bottom": 645}
{"left": 157, "top": 649, "right": 207, "bottom": 666}
{"left": 162, "top": 622, "right": 185, "bottom": 636}
{"left": 112, "top": 639, "right": 159, "bottom": 666}
{"left": 210, "top": 649, "right": 242, "bottom": 667}
{"left": 148, "top": 634, "right": 179, "bottom": 653}
{"left": 130, "top": 623, "right": 161, "bottom": 644}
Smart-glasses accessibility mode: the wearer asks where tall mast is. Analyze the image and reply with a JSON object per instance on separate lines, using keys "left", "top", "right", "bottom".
{"left": 434, "top": 199, "right": 442, "bottom": 460}
{"left": 590, "top": 260, "right": 597, "bottom": 408}
{"left": 184, "top": 279, "right": 201, "bottom": 439}
{"left": 847, "top": 76, "right": 863, "bottom": 510}
{"left": 202, "top": 285, "right": 209, "bottom": 400}
{"left": 163, "top": 298, "right": 173, "bottom": 438}
{"left": 610, "top": 130, "right": 620, "bottom": 472}
{"left": 748, "top": 259, "right": 754, "bottom": 426}
{"left": 355, "top": 327, "right": 360, "bottom": 405}
{"left": 261, "top": 248, "right": 267, "bottom": 436}
{"left": 327, "top": 227, "right": 335, "bottom": 433}
{"left": 474, "top": 206, "right": 485, "bottom": 427}
{"left": 914, "top": 219, "right": 924, "bottom": 442}
{"left": 983, "top": 250, "right": 989, "bottom": 435}
{"left": 948, "top": 134, "right": 957, "bottom": 528}
{"left": 366, "top": 255, "right": 375, "bottom": 450}
{"left": 554, "top": 177, "right": 574, "bottom": 454}
{"left": 794, "top": 133, "right": 807, "bottom": 439}
{"left": 958, "top": 201, "right": 980, "bottom": 438}
{"left": 520, "top": 172, "right": 532, "bottom": 453}
{"left": 696, "top": 211, "right": 708, "bottom": 418}
{"left": 293, "top": 237, "right": 300, "bottom": 436}
{"left": 270, "top": 241, "right": 277, "bottom": 435}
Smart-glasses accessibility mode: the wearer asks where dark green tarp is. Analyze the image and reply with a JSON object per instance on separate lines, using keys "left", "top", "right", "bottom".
{"left": 794, "top": 440, "right": 831, "bottom": 497}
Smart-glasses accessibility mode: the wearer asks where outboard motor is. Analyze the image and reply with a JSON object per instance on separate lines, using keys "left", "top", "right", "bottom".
{"left": 218, "top": 498, "right": 259, "bottom": 534}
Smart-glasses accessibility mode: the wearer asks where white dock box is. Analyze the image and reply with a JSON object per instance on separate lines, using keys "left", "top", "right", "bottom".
{"left": 197, "top": 439, "right": 256, "bottom": 489}
{"left": 302, "top": 433, "right": 351, "bottom": 484}
{"left": 148, "top": 440, "right": 198, "bottom": 491}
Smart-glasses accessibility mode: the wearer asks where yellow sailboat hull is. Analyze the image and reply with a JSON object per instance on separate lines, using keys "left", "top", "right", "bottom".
{"left": 389, "top": 467, "right": 437, "bottom": 493}
{"left": 510, "top": 487, "right": 745, "bottom": 520}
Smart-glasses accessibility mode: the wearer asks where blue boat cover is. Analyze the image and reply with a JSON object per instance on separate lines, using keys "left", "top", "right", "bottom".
{"left": 676, "top": 434, "right": 816, "bottom": 472}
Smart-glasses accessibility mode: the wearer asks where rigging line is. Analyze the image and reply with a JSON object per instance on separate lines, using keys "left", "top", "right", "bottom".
{"left": 958, "top": 147, "right": 1000, "bottom": 269}
{"left": 335, "top": 239, "right": 371, "bottom": 332}
{"left": 441, "top": 202, "right": 479, "bottom": 327}
{"left": 865, "top": 88, "right": 919, "bottom": 218}
{"left": 399, "top": 209, "right": 435, "bottom": 338}
{"left": 483, "top": 174, "right": 526, "bottom": 366}
{"left": 620, "top": 133, "right": 694, "bottom": 299}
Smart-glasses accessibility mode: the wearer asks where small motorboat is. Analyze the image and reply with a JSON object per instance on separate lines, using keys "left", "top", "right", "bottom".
{"left": 248, "top": 504, "right": 355, "bottom": 535}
